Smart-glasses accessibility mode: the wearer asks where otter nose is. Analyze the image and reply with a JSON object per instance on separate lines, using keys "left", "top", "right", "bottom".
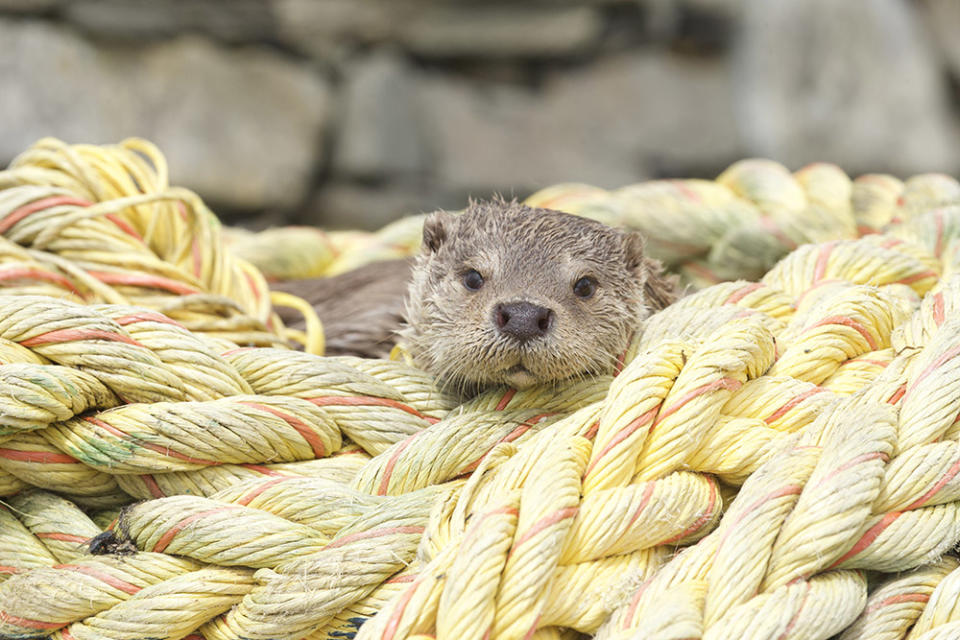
{"left": 494, "top": 301, "right": 554, "bottom": 342}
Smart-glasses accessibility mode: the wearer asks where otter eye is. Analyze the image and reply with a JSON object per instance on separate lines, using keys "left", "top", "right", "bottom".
{"left": 573, "top": 276, "right": 597, "bottom": 299}
{"left": 463, "top": 269, "right": 484, "bottom": 291}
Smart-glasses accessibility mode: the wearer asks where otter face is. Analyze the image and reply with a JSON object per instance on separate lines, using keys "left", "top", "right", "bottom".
{"left": 402, "top": 198, "right": 676, "bottom": 393}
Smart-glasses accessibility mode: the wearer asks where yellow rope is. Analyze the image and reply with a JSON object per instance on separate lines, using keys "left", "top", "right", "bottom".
{"left": 4, "top": 139, "right": 960, "bottom": 638}
{"left": 270, "top": 290, "right": 325, "bottom": 355}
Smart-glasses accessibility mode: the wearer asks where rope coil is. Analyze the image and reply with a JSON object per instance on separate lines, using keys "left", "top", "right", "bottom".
{"left": 3, "top": 139, "right": 960, "bottom": 638}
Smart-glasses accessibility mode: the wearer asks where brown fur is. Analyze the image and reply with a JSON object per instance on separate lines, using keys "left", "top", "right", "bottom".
{"left": 402, "top": 197, "right": 677, "bottom": 392}
{"left": 272, "top": 258, "right": 412, "bottom": 358}
{"left": 273, "top": 198, "right": 677, "bottom": 392}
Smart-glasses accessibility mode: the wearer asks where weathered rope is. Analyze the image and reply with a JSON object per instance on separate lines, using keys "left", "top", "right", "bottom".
{"left": 3, "top": 140, "right": 960, "bottom": 639}
{"left": 0, "top": 137, "right": 322, "bottom": 351}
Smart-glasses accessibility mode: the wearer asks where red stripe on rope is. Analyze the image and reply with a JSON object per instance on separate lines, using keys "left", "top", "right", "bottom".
{"left": 220, "top": 347, "right": 256, "bottom": 357}
{"left": 378, "top": 431, "right": 424, "bottom": 496}
{"left": 237, "top": 401, "right": 327, "bottom": 458}
{"left": 0, "top": 195, "right": 92, "bottom": 234}
{"left": 325, "top": 526, "right": 425, "bottom": 550}
{"left": 843, "top": 358, "right": 890, "bottom": 368}
{"left": 904, "top": 344, "right": 960, "bottom": 402}
{"left": 382, "top": 575, "right": 423, "bottom": 640}
{"left": 813, "top": 242, "right": 838, "bottom": 282}
{"left": 521, "top": 613, "right": 544, "bottom": 640}
{"left": 794, "top": 278, "right": 842, "bottom": 308}
{"left": 385, "top": 573, "right": 416, "bottom": 584}
{"left": 865, "top": 592, "right": 929, "bottom": 614}
{"left": 765, "top": 387, "right": 826, "bottom": 424}
{"left": 461, "top": 507, "right": 519, "bottom": 550}
{"left": 86, "top": 271, "right": 201, "bottom": 296}
{"left": 622, "top": 576, "right": 654, "bottom": 629}
{"left": 140, "top": 474, "right": 166, "bottom": 498}
{"left": 244, "top": 270, "right": 262, "bottom": 304}
{"left": 670, "top": 179, "right": 702, "bottom": 203}
{"left": 652, "top": 377, "right": 742, "bottom": 431}
{"left": 20, "top": 328, "right": 142, "bottom": 348}
{"left": 829, "top": 511, "right": 903, "bottom": 568}
{"left": 0, "top": 267, "right": 82, "bottom": 296}
{"left": 583, "top": 420, "right": 600, "bottom": 441}
{"left": 933, "top": 292, "right": 946, "bottom": 326}
{"left": 308, "top": 396, "right": 438, "bottom": 423}
{"left": 508, "top": 507, "right": 579, "bottom": 560}
{"left": 153, "top": 507, "right": 239, "bottom": 553}
{"left": 192, "top": 239, "right": 202, "bottom": 278}
{"left": 113, "top": 312, "right": 185, "bottom": 328}
{"left": 583, "top": 407, "right": 659, "bottom": 478}
{"left": 759, "top": 217, "right": 798, "bottom": 250}
{"left": 661, "top": 477, "right": 720, "bottom": 544}
{"left": 0, "top": 609, "right": 62, "bottom": 630}
{"left": 724, "top": 282, "right": 765, "bottom": 305}
{"left": 240, "top": 464, "right": 285, "bottom": 476}
{"left": 935, "top": 209, "right": 946, "bottom": 257}
{"left": 807, "top": 315, "right": 878, "bottom": 350}
{"left": 0, "top": 448, "right": 77, "bottom": 463}
{"left": 905, "top": 455, "right": 960, "bottom": 510}
{"left": 103, "top": 213, "right": 143, "bottom": 241}
{"left": 626, "top": 481, "right": 657, "bottom": 529}
{"left": 495, "top": 388, "right": 517, "bottom": 411}
{"left": 684, "top": 261, "right": 721, "bottom": 283}
{"left": 887, "top": 383, "right": 907, "bottom": 405}
{"left": 777, "top": 580, "right": 812, "bottom": 640}
{"left": 235, "top": 477, "right": 289, "bottom": 506}
{"left": 35, "top": 532, "right": 90, "bottom": 543}
{"left": 55, "top": 564, "right": 141, "bottom": 595}
{"left": 720, "top": 484, "right": 803, "bottom": 549}
{"left": 810, "top": 452, "right": 890, "bottom": 490}
{"left": 895, "top": 270, "right": 938, "bottom": 286}
{"left": 459, "top": 413, "right": 554, "bottom": 475}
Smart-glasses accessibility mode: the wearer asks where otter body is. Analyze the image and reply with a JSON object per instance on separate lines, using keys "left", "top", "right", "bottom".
{"left": 273, "top": 257, "right": 412, "bottom": 358}
{"left": 275, "top": 199, "right": 676, "bottom": 391}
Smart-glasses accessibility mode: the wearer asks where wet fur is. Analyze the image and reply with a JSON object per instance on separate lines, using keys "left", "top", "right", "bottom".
{"left": 274, "top": 198, "right": 677, "bottom": 391}
{"left": 272, "top": 258, "right": 412, "bottom": 358}
{"left": 401, "top": 197, "right": 677, "bottom": 392}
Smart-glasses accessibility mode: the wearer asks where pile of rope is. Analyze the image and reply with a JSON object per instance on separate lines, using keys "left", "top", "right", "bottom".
{"left": 2, "top": 139, "right": 960, "bottom": 639}
{"left": 228, "top": 160, "right": 960, "bottom": 290}
{"left": 0, "top": 138, "right": 324, "bottom": 355}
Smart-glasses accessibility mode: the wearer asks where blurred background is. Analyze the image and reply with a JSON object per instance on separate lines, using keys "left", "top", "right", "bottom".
{"left": 2, "top": 0, "right": 959, "bottom": 230}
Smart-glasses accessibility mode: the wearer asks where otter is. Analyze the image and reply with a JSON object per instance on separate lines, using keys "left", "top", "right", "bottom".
{"left": 273, "top": 198, "right": 677, "bottom": 392}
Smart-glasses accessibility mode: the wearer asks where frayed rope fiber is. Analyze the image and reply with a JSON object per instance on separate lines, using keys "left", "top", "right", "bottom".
{"left": 2, "top": 139, "right": 960, "bottom": 639}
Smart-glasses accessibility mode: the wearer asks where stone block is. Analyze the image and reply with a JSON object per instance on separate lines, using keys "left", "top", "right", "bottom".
{"left": 62, "top": 0, "right": 276, "bottom": 43}
{"left": 397, "top": 6, "right": 604, "bottom": 58}
{"left": 0, "top": 20, "right": 329, "bottom": 211}
{"left": 305, "top": 181, "right": 462, "bottom": 230}
{"left": 333, "top": 51, "right": 429, "bottom": 179}
{"left": 0, "top": 0, "right": 60, "bottom": 12}
{"left": 416, "top": 51, "right": 741, "bottom": 194}
{"left": 735, "top": 0, "right": 960, "bottom": 176}
{"left": 273, "top": 0, "right": 396, "bottom": 60}
{"left": 919, "top": 0, "right": 960, "bottom": 81}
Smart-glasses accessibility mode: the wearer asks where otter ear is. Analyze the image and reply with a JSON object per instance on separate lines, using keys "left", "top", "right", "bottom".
{"left": 623, "top": 231, "right": 678, "bottom": 311}
{"left": 421, "top": 211, "right": 453, "bottom": 254}
{"left": 622, "top": 231, "right": 647, "bottom": 272}
{"left": 642, "top": 256, "right": 679, "bottom": 310}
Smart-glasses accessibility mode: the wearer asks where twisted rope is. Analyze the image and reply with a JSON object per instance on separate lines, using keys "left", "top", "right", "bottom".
{"left": 3, "top": 140, "right": 960, "bottom": 639}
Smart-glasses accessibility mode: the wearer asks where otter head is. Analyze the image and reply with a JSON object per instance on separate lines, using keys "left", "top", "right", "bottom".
{"left": 402, "top": 198, "right": 676, "bottom": 393}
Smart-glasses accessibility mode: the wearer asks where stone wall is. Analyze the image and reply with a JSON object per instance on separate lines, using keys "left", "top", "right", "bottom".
{"left": 2, "top": 0, "right": 959, "bottom": 229}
